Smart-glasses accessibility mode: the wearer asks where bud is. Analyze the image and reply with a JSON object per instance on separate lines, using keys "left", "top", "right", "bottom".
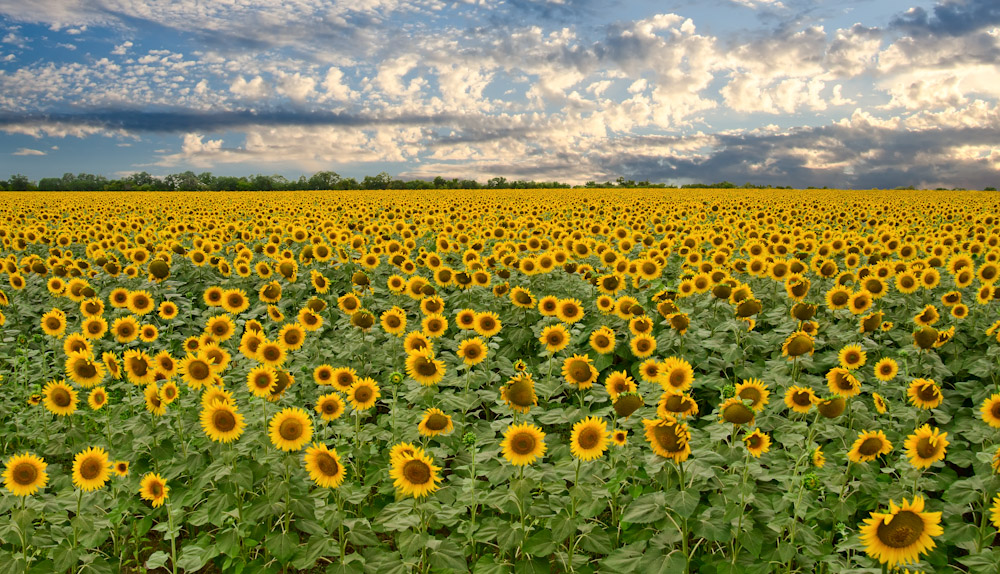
{"left": 462, "top": 432, "right": 477, "bottom": 447}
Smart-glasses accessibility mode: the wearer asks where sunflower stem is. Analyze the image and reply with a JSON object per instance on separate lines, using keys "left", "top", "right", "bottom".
{"left": 17, "top": 496, "right": 29, "bottom": 567}
{"left": 166, "top": 500, "right": 178, "bottom": 574}
{"left": 336, "top": 491, "right": 347, "bottom": 560}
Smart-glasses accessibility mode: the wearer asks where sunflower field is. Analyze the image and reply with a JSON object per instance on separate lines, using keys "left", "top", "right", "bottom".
{"left": 1, "top": 189, "right": 1000, "bottom": 574}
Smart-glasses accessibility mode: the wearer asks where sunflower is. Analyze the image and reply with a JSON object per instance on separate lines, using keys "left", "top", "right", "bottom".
{"left": 501, "top": 423, "right": 547, "bottom": 466}
{"left": 420, "top": 295, "right": 445, "bottom": 315}
{"left": 734, "top": 379, "right": 770, "bottom": 411}
{"left": 589, "top": 327, "right": 616, "bottom": 354}
{"left": 43, "top": 379, "right": 78, "bottom": 416}
{"left": 180, "top": 354, "right": 215, "bottom": 389}
{"left": 847, "top": 430, "right": 893, "bottom": 463}
{"left": 267, "top": 370, "right": 295, "bottom": 402}
{"left": 303, "top": 443, "right": 346, "bottom": 489}
{"left": 269, "top": 407, "right": 313, "bottom": 451}
{"left": 247, "top": 365, "right": 278, "bottom": 398}
{"left": 907, "top": 379, "right": 942, "bottom": 410}
{"left": 144, "top": 383, "right": 167, "bottom": 416}
{"left": 111, "top": 315, "right": 140, "bottom": 343}
{"left": 874, "top": 358, "right": 899, "bottom": 382}
{"left": 3, "top": 453, "right": 48, "bottom": 496}
{"left": 139, "top": 473, "right": 169, "bottom": 507}
{"left": 457, "top": 337, "right": 487, "bottom": 366}
{"left": 630, "top": 334, "right": 657, "bottom": 359}
{"left": 743, "top": 428, "right": 771, "bottom": 458}
{"left": 348, "top": 378, "right": 380, "bottom": 410}
{"left": 40, "top": 309, "right": 67, "bottom": 338}
{"left": 913, "top": 304, "right": 940, "bottom": 327}
{"left": 390, "top": 448, "right": 441, "bottom": 499}
{"left": 643, "top": 417, "right": 691, "bottom": 462}
{"left": 556, "top": 298, "right": 584, "bottom": 324}
{"left": 989, "top": 494, "right": 1000, "bottom": 531}
{"left": 220, "top": 288, "right": 249, "bottom": 314}
{"left": 873, "top": 393, "right": 888, "bottom": 414}
{"left": 653, "top": 357, "right": 691, "bottom": 394}
{"left": 72, "top": 446, "right": 111, "bottom": 491}
{"left": 719, "top": 397, "right": 755, "bottom": 425}
{"left": 473, "top": 311, "right": 502, "bottom": 337}
{"left": 112, "top": 461, "right": 129, "bottom": 477}
{"left": 200, "top": 385, "right": 230, "bottom": 408}
{"left": 981, "top": 394, "right": 1000, "bottom": 428}
{"left": 838, "top": 344, "right": 867, "bottom": 370}
{"left": 912, "top": 327, "right": 939, "bottom": 350}
{"left": 562, "top": 354, "right": 598, "bottom": 389}
{"left": 158, "top": 301, "right": 178, "bottom": 320}
{"left": 510, "top": 286, "right": 536, "bottom": 309}
{"left": 858, "top": 496, "right": 942, "bottom": 567}
{"left": 812, "top": 447, "right": 826, "bottom": 468}
{"left": 657, "top": 391, "right": 699, "bottom": 419}
{"left": 537, "top": 324, "right": 569, "bottom": 354}
{"left": 315, "top": 392, "right": 345, "bottom": 421}
{"left": 848, "top": 290, "right": 873, "bottom": 315}
{"left": 570, "top": 416, "right": 609, "bottom": 461}
{"left": 903, "top": 425, "right": 950, "bottom": 469}
{"left": 65, "top": 352, "right": 105, "bottom": 388}
{"left": 611, "top": 429, "right": 628, "bottom": 446}
{"left": 101, "top": 352, "right": 121, "bottom": 381}
{"left": 298, "top": 308, "right": 323, "bottom": 331}
{"left": 826, "top": 367, "right": 861, "bottom": 398}
{"left": 406, "top": 351, "right": 446, "bottom": 386}
{"left": 330, "top": 367, "right": 357, "bottom": 393}
{"left": 258, "top": 281, "right": 281, "bottom": 303}
{"left": 200, "top": 401, "right": 245, "bottom": 443}
{"left": 88, "top": 387, "right": 108, "bottom": 410}
{"left": 604, "top": 371, "right": 637, "bottom": 400}
{"left": 205, "top": 314, "right": 236, "bottom": 342}
{"left": 419, "top": 313, "right": 447, "bottom": 339}
{"left": 455, "top": 309, "right": 477, "bottom": 330}
{"left": 418, "top": 408, "right": 454, "bottom": 437}
{"left": 825, "top": 286, "right": 852, "bottom": 310}
{"left": 501, "top": 373, "right": 538, "bottom": 414}
{"left": 380, "top": 307, "right": 407, "bottom": 336}
{"left": 81, "top": 316, "right": 108, "bottom": 339}
{"left": 781, "top": 331, "right": 815, "bottom": 359}
{"left": 538, "top": 295, "right": 559, "bottom": 317}
{"left": 817, "top": 396, "right": 846, "bottom": 418}
{"left": 257, "top": 339, "right": 288, "bottom": 367}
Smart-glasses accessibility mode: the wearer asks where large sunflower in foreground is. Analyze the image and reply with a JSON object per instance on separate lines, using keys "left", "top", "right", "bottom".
{"left": 3, "top": 453, "right": 48, "bottom": 496}
{"left": 200, "top": 401, "right": 245, "bottom": 443}
{"left": 269, "top": 408, "right": 313, "bottom": 451}
{"left": 981, "top": 393, "right": 1000, "bottom": 428}
{"left": 139, "top": 473, "right": 169, "bottom": 508}
{"left": 570, "top": 416, "right": 609, "bottom": 461}
{"left": 859, "top": 496, "right": 942, "bottom": 567}
{"left": 904, "top": 425, "right": 949, "bottom": 469}
{"left": 72, "top": 446, "right": 112, "bottom": 491}
{"left": 501, "top": 422, "right": 547, "bottom": 466}
{"left": 304, "top": 443, "right": 346, "bottom": 489}
{"left": 390, "top": 448, "right": 441, "bottom": 499}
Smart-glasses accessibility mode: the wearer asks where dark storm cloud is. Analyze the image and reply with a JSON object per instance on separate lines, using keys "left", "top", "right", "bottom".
{"left": 889, "top": 0, "right": 1000, "bottom": 36}
{"left": 0, "top": 109, "right": 458, "bottom": 133}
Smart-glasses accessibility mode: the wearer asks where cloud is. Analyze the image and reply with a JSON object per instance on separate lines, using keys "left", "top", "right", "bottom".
{"left": 890, "top": 0, "right": 1000, "bottom": 37}
{"left": 12, "top": 147, "right": 45, "bottom": 155}
{"left": 111, "top": 40, "right": 132, "bottom": 55}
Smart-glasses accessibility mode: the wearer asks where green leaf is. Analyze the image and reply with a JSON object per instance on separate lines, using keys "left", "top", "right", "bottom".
{"left": 621, "top": 492, "right": 667, "bottom": 524}
{"left": 672, "top": 490, "right": 700, "bottom": 519}
{"left": 600, "top": 542, "right": 647, "bottom": 573}
{"left": 266, "top": 531, "right": 299, "bottom": 564}
{"left": 145, "top": 551, "right": 170, "bottom": 570}
{"left": 51, "top": 546, "right": 80, "bottom": 572}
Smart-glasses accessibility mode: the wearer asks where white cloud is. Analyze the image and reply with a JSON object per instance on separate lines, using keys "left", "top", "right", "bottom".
{"left": 13, "top": 147, "right": 46, "bottom": 156}
{"left": 276, "top": 72, "right": 317, "bottom": 103}
{"left": 111, "top": 41, "right": 133, "bottom": 55}
{"left": 229, "top": 75, "right": 270, "bottom": 99}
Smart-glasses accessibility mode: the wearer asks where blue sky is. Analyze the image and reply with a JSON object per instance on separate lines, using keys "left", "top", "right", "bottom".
{"left": 1, "top": 0, "right": 998, "bottom": 188}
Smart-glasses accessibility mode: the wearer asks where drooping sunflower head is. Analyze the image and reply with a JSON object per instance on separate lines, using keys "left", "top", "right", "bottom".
{"left": 643, "top": 417, "right": 691, "bottom": 462}
{"left": 501, "top": 373, "right": 538, "bottom": 414}
{"left": 817, "top": 395, "right": 847, "bottom": 418}
{"left": 719, "top": 397, "right": 755, "bottom": 425}
{"left": 781, "top": 331, "right": 815, "bottom": 359}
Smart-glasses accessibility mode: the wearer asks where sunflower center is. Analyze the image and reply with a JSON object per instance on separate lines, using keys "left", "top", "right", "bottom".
{"left": 880, "top": 365, "right": 894, "bottom": 376}
{"left": 479, "top": 317, "right": 496, "bottom": 330}
{"left": 402, "top": 459, "right": 431, "bottom": 485}
{"left": 425, "top": 413, "right": 449, "bottom": 431}
{"left": 562, "top": 305, "right": 579, "bottom": 318}
{"left": 254, "top": 373, "right": 273, "bottom": 389}
{"left": 279, "top": 418, "right": 303, "bottom": 441}
{"left": 992, "top": 402, "right": 1000, "bottom": 419}
{"left": 723, "top": 403, "right": 754, "bottom": 424}
{"left": 213, "top": 323, "right": 229, "bottom": 336}
{"left": 213, "top": 410, "right": 237, "bottom": 432}
{"left": 322, "top": 400, "right": 339, "bottom": 415}
{"left": 150, "top": 483, "right": 163, "bottom": 497}
{"left": 51, "top": 387, "right": 71, "bottom": 407}
{"left": 917, "top": 384, "right": 938, "bottom": 401}
{"left": 80, "top": 456, "right": 102, "bottom": 480}
{"left": 636, "top": 339, "right": 651, "bottom": 352}
{"left": 76, "top": 361, "right": 97, "bottom": 379}
{"left": 336, "top": 373, "right": 353, "bottom": 388}
{"left": 354, "top": 386, "right": 373, "bottom": 403}
{"left": 747, "top": 435, "right": 762, "bottom": 448}
{"left": 189, "top": 361, "right": 210, "bottom": 380}
{"left": 46, "top": 317, "right": 62, "bottom": 330}
{"left": 915, "top": 437, "right": 938, "bottom": 459}
{"left": 427, "top": 319, "right": 443, "bottom": 332}
{"left": 227, "top": 295, "right": 243, "bottom": 308}
{"left": 834, "top": 372, "right": 854, "bottom": 391}
{"left": 13, "top": 462, "right": 38, "bottom": 485}
{"left": 315, "top": 452, "right": 339, "bottom": 476}
{"left": 415, "top": 358, "right": 438, "bottom": 377}
{"left": 463, "top": 345, "right": 481, "bottom": 359}
{"left": 832, "top": 292, "right": 849, "bottom": 305}
{"left": 568, "top": 361, "right": 591, "bottom": 383}
{"left": 876, "top": 510, "right": 924, "bottom": 548}
{"left": 668, "top": 370, "right": 687, "bottom": 388}
{"left": 858, "top": 437, "right": 885, "bottom": 456}
{"left": 262, "top": 347, "right": 280, "bottom": 362}
{"left": 512, "top": 433, "right": 536, "bottom": 455}
{"left": 386, "top": 315, "right": 401, "bottom": 328}
{"left": 845, "top": 351, "right": 860, "bottom": 365}
{"left": 594, "top": 335, "right": 610, "bottom": 348}
{"left": 613, "top": 380, "right": 629, "bottom": 394}
{"left": 738, "top": 387, "right": 761, "bottom": 404}
{"left": 577, "top": 427, "right": 600, "bottom": 450}
{"left": 652, "top": 423, "right": 681, "bottom": 451}
{"left": 507, "top": 380, "right": 534, "bottom": 406}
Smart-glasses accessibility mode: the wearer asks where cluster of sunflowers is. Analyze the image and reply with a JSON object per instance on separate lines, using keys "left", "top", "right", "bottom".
{"left": 1, "top": 189, "right": 1000, "bottom": 573}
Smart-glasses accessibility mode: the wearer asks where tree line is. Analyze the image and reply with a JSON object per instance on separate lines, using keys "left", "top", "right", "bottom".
{"left": 0, "top": 171, "right": 808, "bottom": 192}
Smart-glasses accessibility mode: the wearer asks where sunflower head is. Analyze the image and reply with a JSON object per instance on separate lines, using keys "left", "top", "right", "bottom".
{"left": 501, "top": 422, "right": 547, "bottom": 466}
{"left": 719, "top": 397, "right": 755, "bottom": 425}
{"left": 304, "top": 443, "right": 346, "bottom": 489}
{"left": 3, "top": 453, "right": 48, "bottom": 496}
{"left": 390, "top": 448, "right": 441, "bottom": 499}
{"left": 858, "top": 496, "right": 943, "bottom": 568}
{"left": 268, "top": 407, "right": 313, "bottom": 451}
{"left": 643, "top": 417, "right": 691, "bottom": 462}
{"left": 562, "top": 354, "right": 597, "bottom": 389}
{"left": 72, "top": 446, "right": 111, "bottom": 491}
{"left": 848, "top": 430, "right": 893, "bottom": 463}
{"left": 501, "top": 373, "right": 538, "bottom": 414}
{"left": 570, "top": 416, "right": 609, "bottom": 461}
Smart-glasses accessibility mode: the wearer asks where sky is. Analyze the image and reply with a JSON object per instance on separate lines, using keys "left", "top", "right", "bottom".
{"left": 0, "top": 0, "right": 998, "bottom": 189}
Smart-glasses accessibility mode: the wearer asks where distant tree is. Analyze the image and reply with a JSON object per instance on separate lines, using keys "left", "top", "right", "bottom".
{"left": 986, "top": 187, "right": 997, "bottom": 191}
{"left": 308, "top": 171, "right": 341, "bottom": 190}
{"left": 7, "top": 174, "right": 32, "bottom": 191}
